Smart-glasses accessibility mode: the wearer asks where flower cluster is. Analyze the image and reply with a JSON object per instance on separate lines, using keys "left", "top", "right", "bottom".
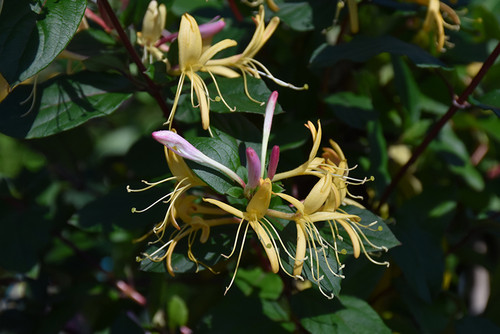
{"left": 135, "top": 4, "right": 307, "bottom": 131}
{"left": 130, "top": 91, "right": 390, "bottom": 298}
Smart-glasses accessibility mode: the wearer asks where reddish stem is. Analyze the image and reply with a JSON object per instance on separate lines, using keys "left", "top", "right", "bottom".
{"left": 97, "top": 0, "right": 171, "bottom": 120}
{"left": 227, "top": 0, "right": 244, "bottom": 22}
{"left": 377, "top": 41, "right": 500, "bottom": 211}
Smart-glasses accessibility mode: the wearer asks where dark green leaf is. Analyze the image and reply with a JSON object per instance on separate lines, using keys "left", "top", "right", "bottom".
{"left": 470, "top": 89, "right": 500, "bottom": 117}
{"left": 324, "top": 92, "right": 378, "bottom": 129}
{"left": 333, "top": 295, "right": 391, "bottom": 334}
{"left": 0, "top": 0, "right": 87, "bottom": 87}
{"left": 207, "top": 76, "right": 284, "bottom": 114}
{"left": 332, "top": 205, "right": 400, "bottom": 255}
{"left": 0, "top": 72, "right": 133, "bottom": 138}
{"left": 310, "top": 36, "right": 448, "bottom": 69}
{"left": 235, "top": 267, "right": 284, "bottom": 300}
{"left": 392, "top": 56, "right": 421, "bottom": 124}
{"left": 139, "top": 228, "right": 234, "bottom": 274}
{"left": 0, "top": 206, "right": 50, "bottom": 272}
{"left": 275, "top": 2, "right": 314, "bottom": 32}
{"left": 188, "top": 132, "right": 242, "bottom": 194}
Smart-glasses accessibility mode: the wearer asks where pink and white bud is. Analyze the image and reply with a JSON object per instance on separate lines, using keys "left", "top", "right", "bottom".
{"left": 267, "top": 145, "right": 280, "bottom": 180}
{"left": 261, "top": 91, "right": 279, "bottom": 177}
{"left": 152, "top": 130, "right": 245, "bottom": 188}
{"left": 246, "top": 147, "right": 261, "bottom": 189}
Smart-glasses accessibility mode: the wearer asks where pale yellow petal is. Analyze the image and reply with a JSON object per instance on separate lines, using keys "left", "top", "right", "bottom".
{"left": 179, "top": 14, "right": 202, "bottom": 70}
{"left": 203, "top": 198, "right": 244, "bottom": 219}
{"left": 336, "top": 219, "right": 360, "bottom": 258}
{"left": 204, "top": 65, "right": 241, "bottom": 78}
{"left": 293, "top": 225, "right": 307, "bottom": 276}
{"left": 198, "top": 39, "right": 237, "bottom": 65}
{"left": 274, "top": 193, "right": 303, "bottom": 215}
{"left": 189, "top": 73, "right": 211, "bottom": 129}
{"left": 250, "top": 220, "right": 279, "bottom": 273}
{"left": 303, "top": 174, "right": 332, "bottom": 215}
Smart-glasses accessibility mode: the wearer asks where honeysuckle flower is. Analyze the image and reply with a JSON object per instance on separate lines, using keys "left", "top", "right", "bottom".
{"left": 412, "top": 0, "right": 460, "bottom": 52}
{"left": 168, "top": 13, "right": 240, "bottom": 130}
{"left": 137, "top": 1, "right": 167, "bottom": 63}
{"left": 152, "top": 130, "right": 246, "bottom": 188}
{"left": 209, "top": 6, "right": 307, "bottom": 104}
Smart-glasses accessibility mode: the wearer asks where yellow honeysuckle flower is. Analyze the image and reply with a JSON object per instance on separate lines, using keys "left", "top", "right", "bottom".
{"left": 411, "top": 0, "right": 460, "bottom": 52}
{"left": 169, "top": 13, "right": 240, "bottom": 130}
{"left": 137, "top": 1, "right": 167, "bottom": 63}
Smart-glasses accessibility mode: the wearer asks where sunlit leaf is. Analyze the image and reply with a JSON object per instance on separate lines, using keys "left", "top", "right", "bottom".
{"left": 0, "top": 0, "right": 87, "bottom": 87}
{"left": 0, "top": 72, "right": 133, "bottom": 138}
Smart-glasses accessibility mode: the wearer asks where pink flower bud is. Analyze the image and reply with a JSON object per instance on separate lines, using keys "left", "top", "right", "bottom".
{"left": 246, "top": 147, "right": 261, "bottom": 189}
{"left": 267, "top": 145, "right": 280, "bottom": 180}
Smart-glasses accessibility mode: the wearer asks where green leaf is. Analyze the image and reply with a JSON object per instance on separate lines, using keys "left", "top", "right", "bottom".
{"left": 188, "top": 132, "right": 242, "bottom": 195}
{"left": 167, "top": 295, "right": 189, "bottom": 330}
{"left": 0, "top": 72, "right": 133, "bottom": 138}
{"left": 235, "top": 267, "right": 284, "bottom": 300}
{"left": 207, "top": 76, "right": 284, "bottom": 115}
{"left": 336, "top": 205, "right": 401, "bottom": 254}
{"left": 392, "top": 56, "right": 421, "bottom": 125}
{"left": 324, "top": 92, "right": 378, "bottom": 129}
{"left": 292, "top": 291, "right": 390, "bottom": 333}
{"left": 333, "top": 296, "right": 391, "bottom": 334}
{"left": 275, "top": 2, "right": 314, "bottom": 32}
{"left": 310, "top": 36, "right": 448, "bottom": 69}
{"left": 367, "top": 120, "right": 390, "bottom": 196}
{"left": 0, "top": 0, "right": 87, "bottom": 87}
{"left": 470, "top": 89, "right": 500, "bottom": 118}
{"left": 432, "top": 124, "right": 485, "bottom": 191}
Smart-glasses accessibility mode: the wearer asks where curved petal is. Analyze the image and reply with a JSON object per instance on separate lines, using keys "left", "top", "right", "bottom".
{"left": 198, "top": 39, "right": 237, "bottom": 65}
{"left": 249, "top": 220, "right": 279, "bottom": 273}
{"left": 204, "top": 65, "right": 241, "bottom": 78}
{"left": 293, "top": 224, "right": 307, "bottom": 276}
{"left": 203, "top": 198, "right": 245, "bottom": 219}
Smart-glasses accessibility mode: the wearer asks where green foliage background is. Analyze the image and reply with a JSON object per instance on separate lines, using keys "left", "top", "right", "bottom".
{"left": 1, "top": 0, "right": 500, "bottom": 333}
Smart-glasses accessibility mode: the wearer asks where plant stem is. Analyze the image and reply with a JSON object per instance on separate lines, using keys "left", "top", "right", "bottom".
{"left": 97, "top": 0, "right": 171, "bottom": 120}
{"left": 377, "top": 41, "right": 500, "bottom": 211}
